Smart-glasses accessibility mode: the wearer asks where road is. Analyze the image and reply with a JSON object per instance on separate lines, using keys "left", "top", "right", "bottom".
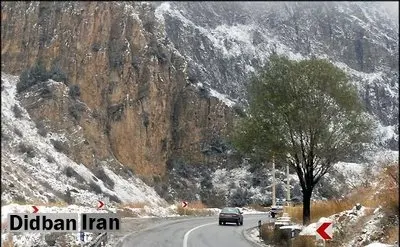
{"left": 118, "top": 214, "right": 271, "bottom": 247}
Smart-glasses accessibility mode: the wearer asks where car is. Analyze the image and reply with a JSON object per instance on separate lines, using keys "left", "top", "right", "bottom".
{"left": 269, "top": 205, "right": 284, "bottom": 218}
{"left": 219, "top": 207, "right": 243, "bottom": 226}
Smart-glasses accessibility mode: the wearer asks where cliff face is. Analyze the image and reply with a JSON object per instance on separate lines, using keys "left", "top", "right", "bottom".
{"left": 1, "top": 1, "right": 234, "bottom": 178}
{"left": 156, "top": 1, "right": 399, "bottom": 149}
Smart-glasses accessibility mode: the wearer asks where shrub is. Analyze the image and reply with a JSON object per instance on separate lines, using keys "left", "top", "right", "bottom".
{"left": 14, "top": 128, "right": 23, "bottom": 137}
{"left": 49, "top": 64, "right": 67, "bottom": 84}
{"left": 13, "top": 194, "right": 27, "bottom": 204}
{"left": 93, "top": 167, "right": 115, "bottom": 190}
{"left": 377, "top": 163, "right": 399, "bottom": 216}
{"left": 260, "top": 223, "right": 291, "bottom": 246}
{"left": 176, "top": 201, "right": 214, "bottom": 216}
{"left": 107, "top": 103, "right": 125, "bottom": 122}
{"left": 91, "top": 42, "right": 101, "bottom": 52}
{"left": 291, "top": 235, "right": 317, "bottom": 247}
{"left": 17, "top": 61, "right": 49, "bottom": 93}
{"left": 286, "top": 199, "right": 354, "bottom": 224}
{"left": 18, "top": 143, "right": 35, "bottom": 158}
{"left": 143, "top": 19, "right": 156, "bottom": 34}
{"left": 68, "top": 84, "right": 81, "bottom": 99}
{"left": 198, "top": 87, "right": 209, "bottom": 99}
{"left": 36, "top": 121, "right": 48, "bottom": 137}
{"left": 40, "top": 83, "right": 54, "bottom": 99}
{"left": 142, "top": 112, "right": 149, "bottom": 128}
{"left": 108, "top": 40, "right": 125, "bottom": 69}
{"left": 232, "top": 103, "right": 246, "bottom": 117}
{"left": 117, "top": 208, "right": 142, "bottom": 217}
{"left": 62, "top": 189, "right": 73, "bottom": 204}
{"left": 89, "top": 181, "right": 102, "bottom": 194}
{"left": 44, "top": 233, "right": 63, "bottom": 246}
{"left": 12, "top": 105, "right": 23, "bottom": 118}
{"left": 63, "top": 166, "right": 85, "bottom": 183}
{"left": 64, "top": 166, "right": 77, "bottom": 177}
{"left": 106, "top": 193, "right": 121, "bottom": 203}
{"left": 122, "top": 202, "right": 147, "bottom": 208}
{"left": 2, "top": 234, "right": 14, "bottom": 247}
{"left": 46, "top": 155, "right": 55, "bottom": 163}
{"left": 68, "top": 102, "right": 85, "bottom": 121}
{"left": 50, "top": 139, "right": 69, "bottom": 154}
{"left": 131, "top": 55, "right": 141, "bottom": 70}
{"left": 229, "top": 188, "right": 253, "bottom": 207}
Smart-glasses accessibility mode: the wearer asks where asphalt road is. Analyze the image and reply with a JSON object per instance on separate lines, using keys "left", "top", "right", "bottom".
{"left": 119, "top": 214, "right": 271, "bottom": 247}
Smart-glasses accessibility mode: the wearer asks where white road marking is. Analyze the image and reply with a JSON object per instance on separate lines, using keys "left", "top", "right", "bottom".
{"left": 183, "top": 222, "right": 215, "bottom": 247}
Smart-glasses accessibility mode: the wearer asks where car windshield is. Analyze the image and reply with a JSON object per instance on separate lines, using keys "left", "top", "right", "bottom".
{"left": 221, "top": 208, "right": 238, "bottom": 213}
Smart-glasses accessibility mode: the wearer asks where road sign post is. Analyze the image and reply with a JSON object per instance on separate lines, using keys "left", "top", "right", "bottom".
{"left": 181, "top": 201, "right": 188, "bottom": 215}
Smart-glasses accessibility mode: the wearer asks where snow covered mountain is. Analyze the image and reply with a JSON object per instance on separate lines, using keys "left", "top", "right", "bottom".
{"left": 1, "top": 73, "right": 170, "bottom": 214}
{"left": 155, "top": 1, "right": 398, "bottom": 149}
{"left": 1, "top": 1, "right": 398, "bottom": 210}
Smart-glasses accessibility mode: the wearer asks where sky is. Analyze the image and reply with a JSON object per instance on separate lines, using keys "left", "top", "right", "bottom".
{"left": 381, "top": 1, "right": 399, "bottom": 19}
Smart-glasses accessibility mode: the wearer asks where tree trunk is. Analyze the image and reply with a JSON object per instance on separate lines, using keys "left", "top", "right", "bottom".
{"left": 302, "top": 189, "right": 312, "bottom": 225}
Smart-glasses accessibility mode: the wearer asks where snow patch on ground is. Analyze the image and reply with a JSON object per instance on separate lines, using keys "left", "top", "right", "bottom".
{"left": 365, "top": 243, "right": 396, "bottom": 247}
{"left": 300, "top": 206, "right": 367, "bottom": 236}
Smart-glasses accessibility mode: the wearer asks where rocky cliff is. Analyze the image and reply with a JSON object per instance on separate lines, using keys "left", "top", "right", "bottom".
{"left": 1, "top": 2, "right": 234, "bottom": 182}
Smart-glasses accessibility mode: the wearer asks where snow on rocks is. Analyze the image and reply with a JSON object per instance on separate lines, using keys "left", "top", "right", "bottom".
{"left": 1, "top": 72, "right": 168, "bottom": 209}
{"left": 364, "top": 243, "right": 397, "bottom": 247}
{"left": 300, "top": 206, "right": 367, "bottom": 236}
{"left": 0, "top": 72, "right": 181, "bottom": 245}
{"left": 346, "top": 206, "right": 397, "bottom": 247}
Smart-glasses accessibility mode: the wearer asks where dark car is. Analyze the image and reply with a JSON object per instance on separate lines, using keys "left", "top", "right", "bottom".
{"left": 219, "top": 207, "right": 243, "bottom": 226}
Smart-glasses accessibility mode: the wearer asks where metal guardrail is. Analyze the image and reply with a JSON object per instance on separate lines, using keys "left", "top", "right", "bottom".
{"left": 85, "top": 232, "right": 108, "bottom": 247}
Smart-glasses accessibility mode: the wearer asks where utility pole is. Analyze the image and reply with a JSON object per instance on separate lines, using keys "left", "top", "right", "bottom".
{"left": 286, "top": 163, "right": 290, "bottom": 202}
{"left": 272, "top": 156, "right": 276, "bottom": 207}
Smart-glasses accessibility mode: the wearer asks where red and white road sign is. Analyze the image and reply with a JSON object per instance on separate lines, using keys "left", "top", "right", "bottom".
{"left": 97, "top": 200, "right": 104, "bottom": 209}
{"left": 181, "top": 201, "right": 188, "bottom": 208}
{"left": 316, "top": 221, "right": 333, "bottom": 240}
{"left": 32, "top": 205, "right": 39, "bottom": 213}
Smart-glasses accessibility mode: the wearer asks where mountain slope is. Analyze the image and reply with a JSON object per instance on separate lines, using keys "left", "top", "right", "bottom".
{"left": 156, "top": 1, "right": 399, "bottom": 148}
{"left": 1, "top": 1, "right": 398, "bottom": 209}
{"left": 1, "top": 73, "right": 170, "bottom": 214}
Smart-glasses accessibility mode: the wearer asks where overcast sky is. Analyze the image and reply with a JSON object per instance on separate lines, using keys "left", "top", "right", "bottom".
{"left": 380, "top": 1, "right": 399, "bottom": 20}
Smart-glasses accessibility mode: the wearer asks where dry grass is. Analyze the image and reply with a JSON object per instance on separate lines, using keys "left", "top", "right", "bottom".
{"left": 248, "top": 204, "right": 270, "bottom": 212}
{"left": 1, "top": 221, "right": 8, "bottom": 233}
{"left": 384, "top": 226, "right": 399, "bottom": 244}
{"left": 286, "top": 162, "right": 399, "bottom": 224}
{"left": 291, "top": 235, "right": 317, "bottom": 247}
{"left": 176, "top": 201, "right": 214, "bottom": 216}
{"left": 376, "top": 163, "right": 399, "bottom": 216}
{"left": 285, "top": 198, "right": 355, "bottom": 223}
{"left": 260, "top": 223, "right": 285, "bottom": 245}
{"left": 117, "top": 202, "right": 149, "bottom": 217}
{"left": 120, "top": 202, "right": 147, "bottom": 209}
{"left": 9, "top": 200, "right": 68, "bottom": 208}
{"left": 186, "top": 201, "right": 206, "bottom": 209}
{"left": 34, "top": 201, "right": 68, "bottom": 207}
{"left": 2, "top": 234, "right": 14, "bottom": 247}
{"left": 116, "top": 208, "right": 145, "bottom": 218}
